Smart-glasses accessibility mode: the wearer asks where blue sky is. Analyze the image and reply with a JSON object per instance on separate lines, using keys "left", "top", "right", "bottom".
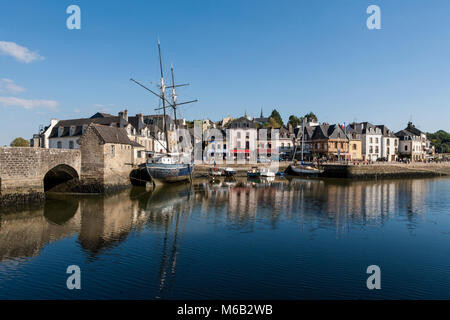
{"left": 1, "top": 0, "right": 450, "bottom": 145}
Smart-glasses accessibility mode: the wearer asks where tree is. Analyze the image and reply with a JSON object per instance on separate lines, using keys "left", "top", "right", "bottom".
{"left": 263, "top": 117, "right": 282, "bottom": 129}
{"left": 427, "top": 130, "right": 450, "bottom": 153}
{"left": 302, "top": 112, "right": 318, "bottom": 123}
{"left": 288, "top": 115, "right": 301, "bottom": 128}
{"left": 10, "top": 137, "right": 29, "bottom": 147}
{"left": 270, "top": 109, "right": 283, "bottom": 127}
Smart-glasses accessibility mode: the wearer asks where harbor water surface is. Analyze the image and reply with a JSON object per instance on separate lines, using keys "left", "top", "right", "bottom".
{"left": 0, "top": 177, "right": 449, "bottom": 299}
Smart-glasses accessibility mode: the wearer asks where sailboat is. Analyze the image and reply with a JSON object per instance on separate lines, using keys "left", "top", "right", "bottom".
{"left": 131, "top": 41, "right": 196, "bottom": 185}
{"left": 289, "top": 118, "right": 323, "bottom": 176}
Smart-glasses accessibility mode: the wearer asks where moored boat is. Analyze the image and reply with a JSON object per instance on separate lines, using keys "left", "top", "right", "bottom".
{"left": 131, "top": 41, "right": 197, "bottom": 185}
{"left": 247, "top": 167, "right": 260, "bottom": 177}
{"left": 209, "top": 167, "right": 223, "bottom": 177}
{"left": 223, "top": 167, "right": 236, "bottom": 177}
{"left": 260, "top": 168, "right": 276, "bottom": 177}
{"left": 289, "top": 164, "right": 323, "bottom": 176}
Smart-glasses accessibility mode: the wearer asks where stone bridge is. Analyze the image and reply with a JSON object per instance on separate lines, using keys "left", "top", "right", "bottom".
{"left": 0, "top": 147, "right": 81, "bottom": 205}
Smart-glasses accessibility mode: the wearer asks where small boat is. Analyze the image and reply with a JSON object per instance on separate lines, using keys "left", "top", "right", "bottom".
{"left": 209, "top": 167, "right": 223, "bottom": 177}
{"left": 223, "top": 167, "right": 236, "bottom": 177}
{"left": 260, "top": 168, "right": 276, "bottom": 177}
{"left": 289, "top": 164, "right": 323, "bottom": 176}
{"left": 247, "top": 167, "right": 260, "bottom": 177}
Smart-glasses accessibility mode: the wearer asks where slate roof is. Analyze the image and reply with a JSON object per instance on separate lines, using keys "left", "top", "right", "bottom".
{"left": 91, "top": 124, "right": 143, "bottom": 147}
{"left": 376, "top": 125, "right": 397, "bottom": 138}
{"left": 311, "top": 124, "right": 347, "bottom": 140}
{"left": 227, "top": 117, "right": 256, "bottom": 129}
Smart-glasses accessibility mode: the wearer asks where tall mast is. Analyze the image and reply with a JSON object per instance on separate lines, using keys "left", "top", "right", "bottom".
{"left": 170, "top": 64, "right": 178, "bottom": 128}
{"left": 301, "top": 117, "right": 305, "bottom": 162}
{"left": 158, "top": 41, "right": 170, "bottom": 153}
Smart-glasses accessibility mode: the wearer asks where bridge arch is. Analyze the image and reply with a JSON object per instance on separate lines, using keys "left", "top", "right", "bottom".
{"left": 43, "top": 164, "right": 79, "bottom": 192}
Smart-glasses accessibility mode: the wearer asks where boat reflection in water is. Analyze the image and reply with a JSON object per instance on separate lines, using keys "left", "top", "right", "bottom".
{"left": 0, "top": 177, "right": 448, "bottom": 299}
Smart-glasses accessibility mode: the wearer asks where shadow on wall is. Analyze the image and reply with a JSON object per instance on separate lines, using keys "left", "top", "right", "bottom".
{"left": 43, "top": 164, "right": 79, "bottom": 192}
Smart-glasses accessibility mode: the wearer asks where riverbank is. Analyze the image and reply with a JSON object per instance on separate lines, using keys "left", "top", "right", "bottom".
{"left": 193, "top": 162, "right": 450, "bottom": 179}
{"left": 320, "top": 162, "right": 450, "bottom": 179}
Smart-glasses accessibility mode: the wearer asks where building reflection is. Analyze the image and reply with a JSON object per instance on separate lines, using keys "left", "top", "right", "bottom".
{"left": 0, "top": 178, "right": 430, "bottom": 263}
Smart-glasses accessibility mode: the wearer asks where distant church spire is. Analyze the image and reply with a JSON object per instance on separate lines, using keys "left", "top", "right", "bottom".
{"left": 260, "top": 108, "right": 263, "bottom": 118}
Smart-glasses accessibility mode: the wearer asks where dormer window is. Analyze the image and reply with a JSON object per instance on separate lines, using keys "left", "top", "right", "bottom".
{"left": 82, "top": 125, "right": 87, "bottom": 134}
{"left": 58, "top": 126, "right": 63, "bottom": 137}
{"left": 70, "top": 126, "right": 76, "bottom": 136}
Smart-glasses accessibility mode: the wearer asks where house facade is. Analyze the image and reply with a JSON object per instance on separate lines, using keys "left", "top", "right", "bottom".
{"left": 348, "top": 122, "right": 382, "bottom": 162}
{"left": 377, "top": 125, "right": 399, "bottom": 161}
{"left": 395, "top": 122, "right": 433, "bottom": 162}
{"left": 32, "top": 110, "right": 180, "bottom": 154}
{"left": 77, "top": 123, "right": 145, "bottom": 187}
{"left": 311, "top": 124, "right": 349, "bottom": 161}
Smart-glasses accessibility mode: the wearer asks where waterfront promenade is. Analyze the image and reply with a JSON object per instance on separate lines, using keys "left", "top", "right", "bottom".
{"left": 194, "top": 162, "right": 450, "bottom": 178}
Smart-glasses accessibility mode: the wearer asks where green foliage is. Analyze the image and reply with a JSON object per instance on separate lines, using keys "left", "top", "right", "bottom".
{"left": 10, "top": 137, "right": 29, "bottom": 147}
{"left": 263, "top": 117, "right": 282, "bottom": 129}
{"left": 288, "top": 115, "right": 301, "bottom": 128}
{"left": 270, "top": 109, "right": 283, "bottom": 127}
{"left": 427, "top": 130, "right": 450, "bottom": 153}
{"left": 303, "top": 112, "right": 318, "bottom": 123}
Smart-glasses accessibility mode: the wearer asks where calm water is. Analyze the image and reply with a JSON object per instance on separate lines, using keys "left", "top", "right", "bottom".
{"left": 0, "top": 177, "right": 449, "bottom": 299}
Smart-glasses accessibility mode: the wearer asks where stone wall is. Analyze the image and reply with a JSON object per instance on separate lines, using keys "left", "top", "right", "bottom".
{"left": 321, "top": 163, "right": 450, "bottom": 179}
{"left": 0, "top": 147, "right": 81, "bottom": 205}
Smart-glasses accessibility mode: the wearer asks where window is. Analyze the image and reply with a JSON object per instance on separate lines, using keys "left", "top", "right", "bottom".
{"left": 376, "top": 138, "right": 379, "bottom": 143}
{"left": 57, "top": 141, "right": 62, "bottom": 149}
{"left": 369, "top": 146, "right": 373, "bottom": 153}
{"left": 387, "top": 147, "right": 390, "bottom": 155}
{"left": 405, "top": 145, "right": 408, "bottom": 151}
{"left": 352, "top": 144, "right": 357, "bottom": 150}
{"left": 111, "top": 145, "right": 115, "bottom": 157}
{"left": 237, "top": 132, "right": 241, "bottom": 139}
{"left": 387, "top": 138, "right": 390, "bottom": 145}
{"left": 394, "top": 139, "right": 398, "bottom": 146}
{"left": 375, "top": 146, "right": 379, "bottom": 153}
{"left": 370, "top": 137, "right": 373, "bottom": 143}
{"left": 69, "top": 141, "right": 74, "bottom": 149}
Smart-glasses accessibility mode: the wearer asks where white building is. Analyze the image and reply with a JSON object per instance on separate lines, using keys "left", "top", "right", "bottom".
{"left": 348, "top": 122, "right": 382, "bottom": 162}
{"left": 376, "top": 125, "right": 399, "bottom": 162}
{"left": 395, "top": 122, "right": 433, "bottom": 162}
{"left": 226, "top": 117, "right": 258, "bottom": 161}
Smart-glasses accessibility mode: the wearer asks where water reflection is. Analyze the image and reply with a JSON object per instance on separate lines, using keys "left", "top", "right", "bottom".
{"left": 0, "top": 178, "right": 433, "bottom": 263}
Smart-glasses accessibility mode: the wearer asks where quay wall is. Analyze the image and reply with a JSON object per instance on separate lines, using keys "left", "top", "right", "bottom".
{"left": 321, "top": 163, "right": 450, "bottom": 179}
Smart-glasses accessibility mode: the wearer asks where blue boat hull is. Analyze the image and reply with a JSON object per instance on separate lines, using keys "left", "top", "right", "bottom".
{"left": 145, "top": 163, "right": 194, "bottom": 184}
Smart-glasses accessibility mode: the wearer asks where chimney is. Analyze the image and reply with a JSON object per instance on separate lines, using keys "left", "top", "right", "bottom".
{"left": 119, "top": 110, "right": 129, "bottom": 128}
{"left": 137, "top": 113, "right": 144, "bottom": 129}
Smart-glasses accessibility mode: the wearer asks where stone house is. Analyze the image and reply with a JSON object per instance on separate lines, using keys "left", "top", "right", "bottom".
{"left": 310, "top": 124, "right": 349, "bottom": 161}
{"left": 77, "top": 124, "right": 145, "bottom": 189}
{"left": 33, "top": 110, "right": 175, "bottom": 154}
